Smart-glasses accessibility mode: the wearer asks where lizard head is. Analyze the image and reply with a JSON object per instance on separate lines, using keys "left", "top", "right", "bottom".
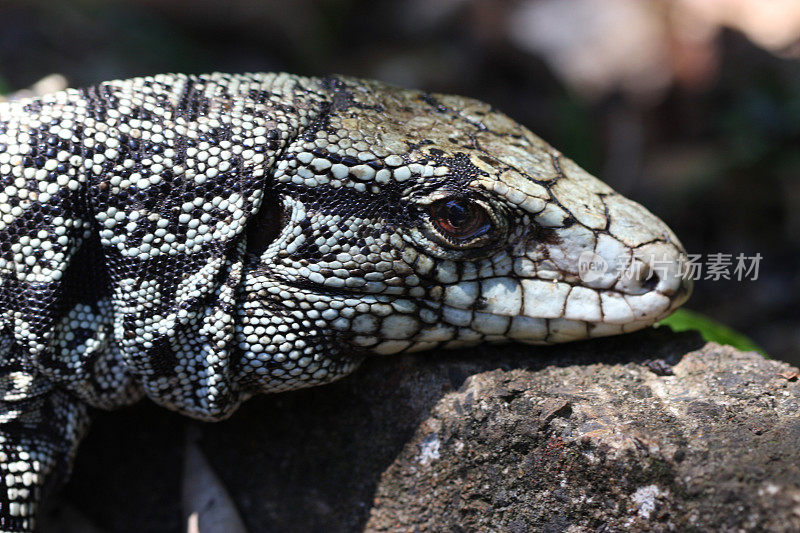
{"left": 251, "top": 76, "right": 692, "bottom": 360}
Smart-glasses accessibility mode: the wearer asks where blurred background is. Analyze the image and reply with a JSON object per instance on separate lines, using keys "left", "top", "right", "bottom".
{"left": 1, "top": 0, "right": 799, "bottom": 365}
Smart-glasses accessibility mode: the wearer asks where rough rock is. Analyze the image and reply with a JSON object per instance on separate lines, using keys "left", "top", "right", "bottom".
{"left": 42, "top": 329, "right": 800, "bottom": 532}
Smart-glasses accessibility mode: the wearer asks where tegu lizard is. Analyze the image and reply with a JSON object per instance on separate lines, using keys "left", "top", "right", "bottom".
{"left": 0, "top": 72, "right": 691, "bottom": 531}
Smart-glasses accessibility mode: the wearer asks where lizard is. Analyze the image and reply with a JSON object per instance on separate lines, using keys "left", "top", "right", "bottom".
{"left": 0, "top": 72, "right": 691, "bottom": 531}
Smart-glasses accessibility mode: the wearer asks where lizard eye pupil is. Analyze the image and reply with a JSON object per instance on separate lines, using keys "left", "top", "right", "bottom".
{"left": 431, "top": 198, "right": 491, "bottom": 241}
{"left": 446, "top": 202, "right": 470, "bottom": 226}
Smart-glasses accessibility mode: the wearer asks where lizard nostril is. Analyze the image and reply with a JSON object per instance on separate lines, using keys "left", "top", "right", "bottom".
{"left": 640, "top": 264, "right": 660, "bottom": 292}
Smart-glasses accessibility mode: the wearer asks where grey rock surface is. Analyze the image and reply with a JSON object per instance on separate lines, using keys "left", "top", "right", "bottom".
{"left": 42, "top": 329, "right": 800, "bottom": 532}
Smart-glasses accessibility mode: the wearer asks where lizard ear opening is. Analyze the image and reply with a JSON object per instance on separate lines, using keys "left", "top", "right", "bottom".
{"left": 246, "top": 188, "right": 285, "bottom": 252}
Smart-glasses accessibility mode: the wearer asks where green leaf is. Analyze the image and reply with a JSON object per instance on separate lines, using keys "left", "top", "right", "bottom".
{"left": 656, "top": 308, "right": 768, "bottom": 357}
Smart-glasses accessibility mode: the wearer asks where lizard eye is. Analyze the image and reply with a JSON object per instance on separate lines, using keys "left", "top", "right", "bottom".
{"left": 430, "top": 198, "right": 492, "bottom": 243}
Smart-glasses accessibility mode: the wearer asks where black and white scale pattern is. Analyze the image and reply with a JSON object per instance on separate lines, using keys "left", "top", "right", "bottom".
{"left": 0, "top": 72, "right": 691, "bottom": 531}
